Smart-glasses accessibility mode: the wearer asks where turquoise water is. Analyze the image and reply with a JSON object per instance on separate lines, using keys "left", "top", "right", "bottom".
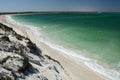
{"left": 11, "top": 13, "right": 120, "bottom": 71}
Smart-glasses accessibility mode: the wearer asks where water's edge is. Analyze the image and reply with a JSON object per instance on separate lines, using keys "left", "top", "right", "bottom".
{"left": 6, "top": 15, "right": 120, "bottom": 80}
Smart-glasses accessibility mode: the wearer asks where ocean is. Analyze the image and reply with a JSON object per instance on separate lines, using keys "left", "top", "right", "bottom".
{"left": 8, "top": 13, "right": 120, "bottom": 80}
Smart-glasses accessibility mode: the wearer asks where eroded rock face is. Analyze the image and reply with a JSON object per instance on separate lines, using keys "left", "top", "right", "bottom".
{"left": 0, "top": 52, "right": 30, "bottom": 80}
{"left": 1, "top": 52, "right": 28, "bottom": 72}
{"left": 0, "top": 66, "right": 14, "bottom": 80}
{"left": 0, "top": 73, "right": 12, "bottom": 80}
{"left": 0, "top": 23, "right": 40, "bottom": 80}
{"left": 0, "top": 23, "right": 69, "bottom": 80}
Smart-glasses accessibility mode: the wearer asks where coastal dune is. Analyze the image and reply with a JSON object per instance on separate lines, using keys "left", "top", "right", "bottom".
{"left": 0, "top": 15, "right": 108, "bottom": 80}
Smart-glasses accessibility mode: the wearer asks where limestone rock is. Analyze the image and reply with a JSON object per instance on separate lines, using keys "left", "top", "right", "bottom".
{"left": 0, "top": 52, "right": 28, "bottom": 72}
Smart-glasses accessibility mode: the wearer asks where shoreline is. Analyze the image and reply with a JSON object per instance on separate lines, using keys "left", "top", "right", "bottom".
{"left": 0, "top": 15, "right": 109, "bottom": 80}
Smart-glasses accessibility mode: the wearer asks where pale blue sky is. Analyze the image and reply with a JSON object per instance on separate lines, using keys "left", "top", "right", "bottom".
{"left": 0, "top": 0, "right": 120, "bottom": 12}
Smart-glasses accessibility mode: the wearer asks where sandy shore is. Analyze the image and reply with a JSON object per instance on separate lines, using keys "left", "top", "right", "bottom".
{"left": 0, "top": 15, "right": 108, "bottom": 80}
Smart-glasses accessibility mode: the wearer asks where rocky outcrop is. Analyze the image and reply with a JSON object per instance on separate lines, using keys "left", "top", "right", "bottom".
{"left": 0, "top": 23, "right": 69, "bottom": 80}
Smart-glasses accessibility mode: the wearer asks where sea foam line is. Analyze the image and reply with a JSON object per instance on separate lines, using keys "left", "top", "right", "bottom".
{"left": 6, "top": 15, "right": 120, "bottom": 80}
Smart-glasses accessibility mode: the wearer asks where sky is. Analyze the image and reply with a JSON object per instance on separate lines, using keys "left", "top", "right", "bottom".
{"left": 0, "top": 0, "right": 120, "bottom": 12}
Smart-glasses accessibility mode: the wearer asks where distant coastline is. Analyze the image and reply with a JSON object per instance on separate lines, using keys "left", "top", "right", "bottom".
{"left": 0, "top": 11, "right": 120, "bottom": 15}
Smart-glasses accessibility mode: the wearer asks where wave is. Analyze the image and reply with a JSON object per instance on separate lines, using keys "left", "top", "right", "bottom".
{"left": 6, "top": 15, "right": 120, "bottom": 80}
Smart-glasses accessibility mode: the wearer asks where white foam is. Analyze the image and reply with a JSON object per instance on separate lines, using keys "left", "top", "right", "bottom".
{"left": 6, "top": 15, "right": 120, "bottom": 80}
{"left": 6, "top": 15, "right": 42, "bottom": 38}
